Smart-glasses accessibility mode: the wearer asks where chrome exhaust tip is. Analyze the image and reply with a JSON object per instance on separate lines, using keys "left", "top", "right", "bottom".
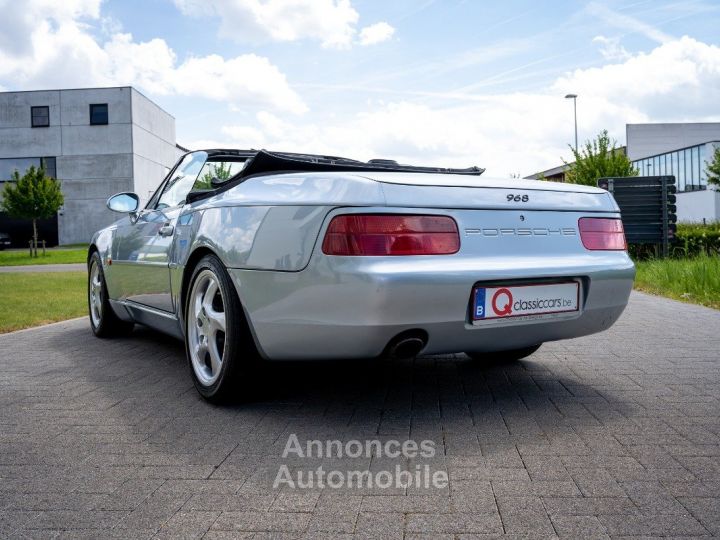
{"left": 384, "top": 331, "right": 428, "bottom": 359}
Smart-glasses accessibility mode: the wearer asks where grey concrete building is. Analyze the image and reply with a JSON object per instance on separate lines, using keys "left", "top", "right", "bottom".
{"left": 527, "top": 122, "right": 720, "bottom": 223}
{"left": 0, "top": 87, "right": 180, "bottom": 245}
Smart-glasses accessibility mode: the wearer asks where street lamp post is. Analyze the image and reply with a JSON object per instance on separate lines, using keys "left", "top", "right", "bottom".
{"left": 565, "top": 94, "right": 578, "bottom": 154}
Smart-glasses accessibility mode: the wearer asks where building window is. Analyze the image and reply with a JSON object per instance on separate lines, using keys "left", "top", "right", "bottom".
{"left": 89, "top": 103, "right": 108, "bottom": 125}
{"left": 31, "top": 106, "right": 49, "bottom": 127}
{"left": 0, "top": 157, "right": 45, "bottom": 181}
{"left": 631, "top": 143, "right": 712, "bottom": 192}
{"left": 678, "top": 150, "right": 686, "bottom": 190}
{"left": 670, "top": 152, "right": 677, "bottom": 180}
{"left": 41, "top": 157, "right": 57, "bottom": 179}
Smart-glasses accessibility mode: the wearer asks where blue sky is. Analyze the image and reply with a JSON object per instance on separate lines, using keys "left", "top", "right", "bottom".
{"left": 1, "top": 0, "right": 719, "bottom": 176}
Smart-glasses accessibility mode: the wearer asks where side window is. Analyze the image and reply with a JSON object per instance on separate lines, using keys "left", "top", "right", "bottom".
{"left": 156, "top": 152, "right": 207, "bottom": 209}
{"left": 193, "top": 160, "right": 248, "bottom": 190}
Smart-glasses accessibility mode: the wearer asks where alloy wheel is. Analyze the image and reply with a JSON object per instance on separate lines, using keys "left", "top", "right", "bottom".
{"left": 89, "top": 260, "right": 103, "bottom": 328}
{"left": 188, "top": 269, "right": 227, "bottom": 386}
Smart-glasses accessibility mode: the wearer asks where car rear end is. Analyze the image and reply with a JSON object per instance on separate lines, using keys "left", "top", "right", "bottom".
{"left": 232, "top": 174, "right": 635, "bottom": 360}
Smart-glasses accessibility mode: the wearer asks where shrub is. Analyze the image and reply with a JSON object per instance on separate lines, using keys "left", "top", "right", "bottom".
{"left": 672, "top": 222, "right": 720, "bottom": 257}
{"left": 628, "top": 222, "right": 720, "bottom": 259}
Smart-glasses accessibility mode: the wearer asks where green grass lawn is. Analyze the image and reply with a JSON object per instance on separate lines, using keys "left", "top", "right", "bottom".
{"left": 634, "top": 255, "right": 720, "bottom": 310}
{"left": 0, "top": 248, "right": 87, "bottom": 266}
{"left": 1, "top": 254, "right": 717, "bottom": 334}
{"left": 0, "top": 272, "right": 87, "bottom": 333}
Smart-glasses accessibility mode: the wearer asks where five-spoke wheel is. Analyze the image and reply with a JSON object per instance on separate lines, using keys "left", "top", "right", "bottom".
{"left": 184, "top": 254, "right": 257, "bottom": 402}
{"left": 188, "top": 269, "right": 227, "bottom": 386}
{"left": 88, "top": 259, "right": 104, "bottom": 329}
{"left": 87, "top": 252, "right": 134, "bottom": 337}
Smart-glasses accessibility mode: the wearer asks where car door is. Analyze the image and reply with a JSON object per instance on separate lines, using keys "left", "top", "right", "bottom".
{"left": 112, "top": 151, "right": 208, "bottom": 312}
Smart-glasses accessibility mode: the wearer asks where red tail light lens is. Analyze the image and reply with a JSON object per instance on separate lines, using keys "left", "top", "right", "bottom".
{"left": 322, "top": 214, "right": 460, "bottom": 256}
{"left": 578, "top": 218, "right": 627, "bottom": 251}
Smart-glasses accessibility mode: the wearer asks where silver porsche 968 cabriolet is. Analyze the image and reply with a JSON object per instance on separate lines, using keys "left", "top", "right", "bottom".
{"left": 88, "top": 149, "right": 634, "bottom": 401}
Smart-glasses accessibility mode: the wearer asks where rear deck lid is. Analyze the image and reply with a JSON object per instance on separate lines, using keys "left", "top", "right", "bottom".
{"left": 361, "top": 172, "right": 619, "bottom": 213}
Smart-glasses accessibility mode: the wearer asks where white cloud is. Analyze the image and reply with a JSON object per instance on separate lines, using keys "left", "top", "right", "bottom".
{"left": 169, "top": 54, "right": 306, "bottom": 113}
{"left": 552, "top": 37, "right": 720, "bottom": 119}
{"left": 189, "top": 101, "right": 584, "bottom": 176}
{"left": 174, "top": 0, "right": 361, "bottom": 49}
{"left": 358, "top": 22, "right": 395, "bottom": 46}
{"left": 189, "top": 37, "right": 720, "bottom": 177}
{"left": 593, "top": 35, "right": 631, "bottom": 61}
{"left": 0, "top": 0, "right": 101, "bottom": 55}
{"left": 0, "top": 0, "right": 306, "bottom": 113}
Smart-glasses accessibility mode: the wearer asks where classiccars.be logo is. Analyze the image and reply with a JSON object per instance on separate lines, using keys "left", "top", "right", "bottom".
{"left": 492, "top": 288, "right": 573, "bottom": 316}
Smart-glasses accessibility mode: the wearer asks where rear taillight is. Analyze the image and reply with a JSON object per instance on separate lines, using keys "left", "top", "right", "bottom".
{"left": 578, "top": 217, "right": 627, "bottom": 251}
{"left": 322, "top": 214, "right": 460, "bottom": 256}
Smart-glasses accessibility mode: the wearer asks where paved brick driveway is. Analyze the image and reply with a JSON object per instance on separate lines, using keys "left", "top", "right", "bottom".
{"left": 1, "top": 291, "right": 719, "bottom": 539}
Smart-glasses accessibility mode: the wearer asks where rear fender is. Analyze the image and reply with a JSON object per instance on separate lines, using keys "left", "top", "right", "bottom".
{"left": 178, "top": 205, "right": 335, "bottom": 272}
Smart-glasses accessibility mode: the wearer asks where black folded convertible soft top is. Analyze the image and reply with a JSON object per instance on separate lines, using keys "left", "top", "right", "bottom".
{"left": 236, "top": 150, "right": 484, "bottom": 179}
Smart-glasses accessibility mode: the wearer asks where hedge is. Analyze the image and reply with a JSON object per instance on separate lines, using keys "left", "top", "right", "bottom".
{"left": 628, "top": 222, "right": 720, "bottom": 259}
{"left": 672, "top": 222, "right": 720, "bottom": 257}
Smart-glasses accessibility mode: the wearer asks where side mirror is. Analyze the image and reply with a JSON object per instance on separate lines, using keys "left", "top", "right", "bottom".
{"left": 107, "top": 192, "right": 140, "bottom": 214}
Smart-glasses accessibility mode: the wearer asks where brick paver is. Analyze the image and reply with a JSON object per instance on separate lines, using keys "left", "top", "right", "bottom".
{"left": 0, "top": 291, "right": 718, "bottom": 538}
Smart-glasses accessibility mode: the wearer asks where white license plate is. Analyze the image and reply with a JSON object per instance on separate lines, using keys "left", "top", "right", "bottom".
{"left": 472, "top": 282, "right": 579, "bottom": 322}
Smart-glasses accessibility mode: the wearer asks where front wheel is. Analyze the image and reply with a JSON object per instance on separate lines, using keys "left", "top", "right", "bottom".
{"left": 88, "top": 252, "right": 134, "bottom": 337}
{"left": 465, "top": 344, "right": 542, "bottom": 363}
{"left": 185, "top": 254, "right": 258, "bottom": 403}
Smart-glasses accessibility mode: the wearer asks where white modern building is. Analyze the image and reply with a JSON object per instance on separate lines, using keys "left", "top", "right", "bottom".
{"left": 527, "top": 122, "right": 720, "bottom": 223}
{"left": 626, "top": 123, "right": 719, "bottom": 223}
{"left": 0, "top": 87, "right": 181, "bottom": 245}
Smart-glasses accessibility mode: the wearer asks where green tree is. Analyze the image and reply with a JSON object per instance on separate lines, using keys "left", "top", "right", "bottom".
{"left": 195, "top": 162, "right": 234, "bottom": 190}
{"left": 1, "top": 165, "right": 64, "bottom": 256}
{"left": 705, "top": 145, "right": 720, "bottom": 186}
{"left": 563, "top": 130, "right": 637, "bottom": 186}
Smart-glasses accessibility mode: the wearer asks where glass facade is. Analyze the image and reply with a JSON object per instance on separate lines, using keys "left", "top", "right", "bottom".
{"left": 632, "top": 144, "right": 708, "bottom": 192}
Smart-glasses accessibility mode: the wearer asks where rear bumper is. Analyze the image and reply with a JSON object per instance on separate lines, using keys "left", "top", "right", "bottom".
{"left": 229, "top": 252, "right": 635, "bottom": 360}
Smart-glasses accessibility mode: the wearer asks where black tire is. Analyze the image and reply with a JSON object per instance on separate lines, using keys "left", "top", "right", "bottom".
{"left": 465, "top": 344, "right": 542, "bottom": 363}
{"left": 184, "top": 254, "right": 259, "bottom": 403}
{"left": 88, "top": 251, "right": 134, "bottom": 338}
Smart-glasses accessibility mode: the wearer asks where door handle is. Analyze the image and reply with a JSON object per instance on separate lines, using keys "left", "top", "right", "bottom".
{"left": 158, "top": 224, "right": 174, "bottom": 237}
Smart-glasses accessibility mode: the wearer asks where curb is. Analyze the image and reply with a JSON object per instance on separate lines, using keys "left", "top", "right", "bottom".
{"left": 0, "top": 316, "right": 87, "bottom": 337}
